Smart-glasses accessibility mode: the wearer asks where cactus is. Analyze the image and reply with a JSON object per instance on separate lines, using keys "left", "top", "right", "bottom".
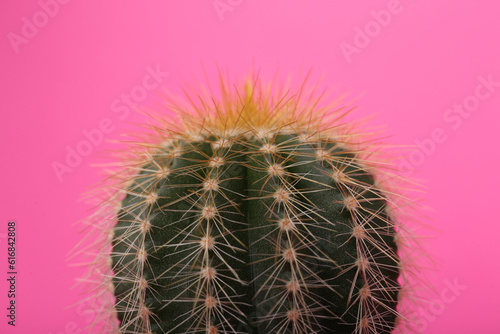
{"left": 82, "top": 74, "right": 418, "bottom": 334}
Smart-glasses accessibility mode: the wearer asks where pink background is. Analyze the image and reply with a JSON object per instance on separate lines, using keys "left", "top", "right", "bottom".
{"left": 1, "top": 0, "right": 499, "bottom": 333}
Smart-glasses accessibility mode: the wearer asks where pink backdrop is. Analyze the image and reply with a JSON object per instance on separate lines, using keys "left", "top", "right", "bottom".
{"left": 1, "top": 1, "right": 499, "bottom": 333}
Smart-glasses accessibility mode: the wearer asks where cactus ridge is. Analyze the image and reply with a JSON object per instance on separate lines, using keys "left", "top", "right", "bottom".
{"left": 81, "top": 75, "right": 420, "bottom": 334}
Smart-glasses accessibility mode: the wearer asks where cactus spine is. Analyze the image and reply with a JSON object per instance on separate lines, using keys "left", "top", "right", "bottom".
{"left": 86, "top": 76, "right": 412, "bottom": 334}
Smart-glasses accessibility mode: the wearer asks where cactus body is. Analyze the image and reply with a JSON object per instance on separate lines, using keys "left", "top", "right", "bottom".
{"left": 90, "top": 77, "right": 408, "bottom": 334}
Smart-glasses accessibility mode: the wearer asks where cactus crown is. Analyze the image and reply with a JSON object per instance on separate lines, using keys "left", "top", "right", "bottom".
{"left": 81, "top": 73, "right": 417, "bottom": 334}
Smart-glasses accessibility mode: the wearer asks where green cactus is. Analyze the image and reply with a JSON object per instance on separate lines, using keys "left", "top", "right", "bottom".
{"left": 86, "top": 76, "right": 412, "bottom": 334}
